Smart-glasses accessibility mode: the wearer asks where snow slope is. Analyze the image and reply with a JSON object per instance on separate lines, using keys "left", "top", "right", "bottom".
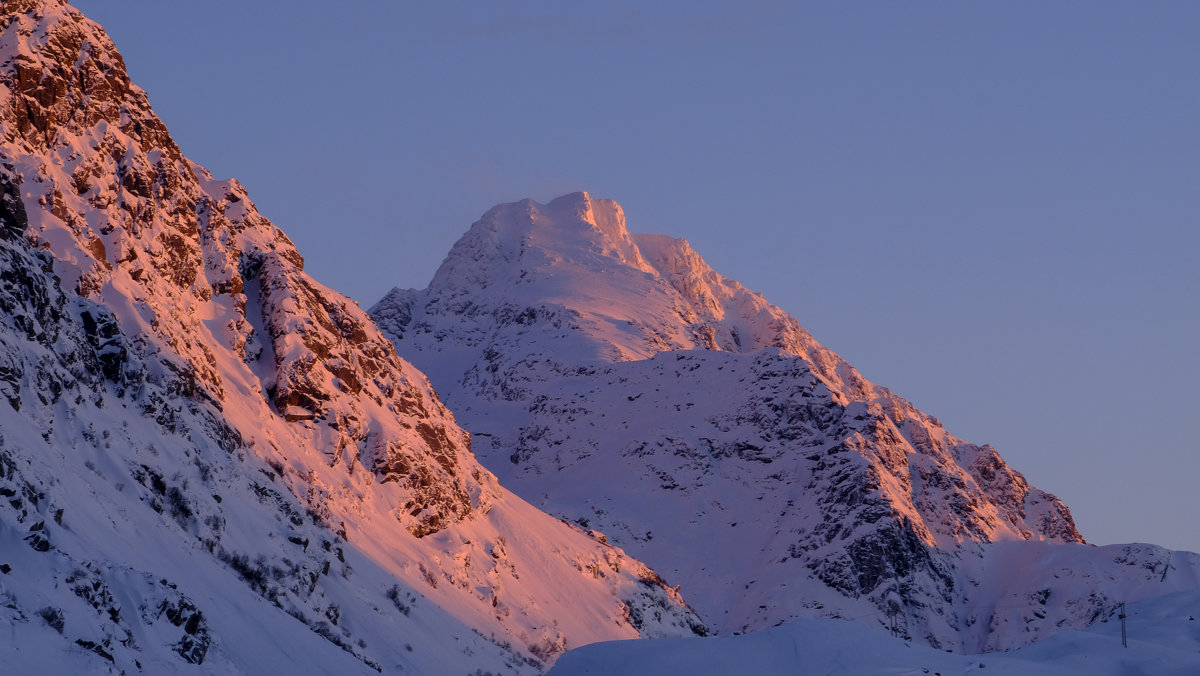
{"left": 372, "top": 192, "right": 1200, "bottom": 651}
{"left": 550, "top": 591, "right": 1200, "bottom": 676}
{"left": 0, "top": 3, "right": 701, "bottom": 672}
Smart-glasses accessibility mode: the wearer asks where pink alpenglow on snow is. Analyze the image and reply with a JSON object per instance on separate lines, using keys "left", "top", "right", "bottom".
{"left": 0, "top": 4, "right": 700, "bottom": 673}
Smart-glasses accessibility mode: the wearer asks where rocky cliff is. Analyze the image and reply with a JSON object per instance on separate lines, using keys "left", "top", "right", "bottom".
{"left": 0, "top": 4, "right": 701, "bottom": 673}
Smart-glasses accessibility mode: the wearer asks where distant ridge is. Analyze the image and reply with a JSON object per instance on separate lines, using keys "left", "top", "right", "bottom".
{"left": 373, "top": 192, "right": 1198, "bottom": 650}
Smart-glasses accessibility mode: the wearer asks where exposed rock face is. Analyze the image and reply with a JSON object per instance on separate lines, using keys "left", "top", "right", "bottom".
{"left": 2, "top": 1, "right": 481, "bottom": 536}
{"left": 370, "top": 192, "right": 1199, "bottom": 651}
{"left": 1, "top": 4, "right": 700, "bottom": 672}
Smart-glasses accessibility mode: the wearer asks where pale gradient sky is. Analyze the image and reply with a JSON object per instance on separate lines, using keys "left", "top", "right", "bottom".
{"left": 72, "top": 1, "right": 1200, "bottom": 553}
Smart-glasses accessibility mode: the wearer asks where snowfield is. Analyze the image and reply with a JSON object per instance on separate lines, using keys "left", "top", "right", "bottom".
{"left": 551, "top": 591, "right": 1200, "bottom": 676}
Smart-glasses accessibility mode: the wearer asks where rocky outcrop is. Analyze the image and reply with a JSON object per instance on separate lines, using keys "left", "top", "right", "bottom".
{"left": 2, "top": 1, "right": 486, "bottom": 534}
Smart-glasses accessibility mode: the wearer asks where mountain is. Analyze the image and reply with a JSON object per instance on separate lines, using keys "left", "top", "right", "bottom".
{"left": 0, "top": 3, "right": 701, "bottom": 673}
{"left": 371, "top": 191, "right": 1200, "bottom": 651}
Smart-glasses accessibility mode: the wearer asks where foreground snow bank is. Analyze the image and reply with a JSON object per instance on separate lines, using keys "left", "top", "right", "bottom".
{"left": 550, "top": 591, "right": 1200, "bottom": 676}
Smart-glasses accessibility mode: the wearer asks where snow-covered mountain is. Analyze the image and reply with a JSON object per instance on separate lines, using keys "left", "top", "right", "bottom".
{"left": 0, "top": 3, "right": 701, "bottom": 673}
{"left": 372, "top": 191, "right": 1200, "bottom": 651}
{"left": 4, "top": 0, "right": 1195, "bottom": 671}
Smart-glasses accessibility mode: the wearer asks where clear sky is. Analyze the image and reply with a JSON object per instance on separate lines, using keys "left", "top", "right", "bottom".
{"left": 72, "top": 1, "right": 1199, "bottom": 553}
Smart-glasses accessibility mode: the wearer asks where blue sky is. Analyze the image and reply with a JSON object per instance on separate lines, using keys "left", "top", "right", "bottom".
{"left": 73, "top": 1, "right": 1199, "bottom": 553}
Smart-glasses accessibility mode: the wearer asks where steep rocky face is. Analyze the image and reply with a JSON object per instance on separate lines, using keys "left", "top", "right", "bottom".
{"left": 1, "top": 4, "right": 701, "bottom": 672}
{"left": 2, "top": 0, "right": 481, "bottom": 537}
{"left": 369, "top": 192, "right": 1197, "bottom": 651}
{"left": 0, "top": 169, "right": 455, "bottom": 672}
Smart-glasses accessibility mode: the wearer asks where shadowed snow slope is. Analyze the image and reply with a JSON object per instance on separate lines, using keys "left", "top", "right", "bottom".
{"left": 372, "top": 192, "right": 1200, "bottom": 651}
{"left": 549, "top": 591, "right": 1200, "bottom": 676}
{"left": 0, "top": 3, "right": 701, "bottom": 673}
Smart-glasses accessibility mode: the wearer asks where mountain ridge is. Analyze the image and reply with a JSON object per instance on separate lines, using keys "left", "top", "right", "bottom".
{"left": 1, "top": 3, "right": 701, "bottom": 672}
{"left": 3, "top": 1, "right": 1195, "bottom": 671}
{"left": 372, "top": 192, "right": 1196, "bottom": 650}
{"left": 373, "top": 190, "right": 1082, "bottom": 547}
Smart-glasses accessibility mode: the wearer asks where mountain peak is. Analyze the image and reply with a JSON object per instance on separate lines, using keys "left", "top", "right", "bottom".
{"left": 545, "top": 189, "right": 592, "bottom": 207}
{"left": 3, "top": 0, "right": 70, "bottom": 16}
{"left": 424, "top": 193, "right": 653, "bottom": 313}
{"left": 471, "top": 191, "right": 635, "bottom": 262}
{"left": 3, "top": 0, "right": 181, "bottom": 160}
{"left": 370, "top": 194, "right": 1098, "bottom": 646}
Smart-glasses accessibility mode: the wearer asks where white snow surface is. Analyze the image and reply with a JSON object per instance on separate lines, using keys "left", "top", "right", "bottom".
{"left": 550, "top": 591, "right": 1200, "bottom": 676}
{"left": 371, "top": 191, "right": 1200, "bottom": 651}
{"left": 0, "top": 3, "right": 701, "bottom": 673}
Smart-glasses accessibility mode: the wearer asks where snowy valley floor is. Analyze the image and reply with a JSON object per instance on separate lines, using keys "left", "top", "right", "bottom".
{"left": 550, "top": 591, "right": 1200, "bottom": 676}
